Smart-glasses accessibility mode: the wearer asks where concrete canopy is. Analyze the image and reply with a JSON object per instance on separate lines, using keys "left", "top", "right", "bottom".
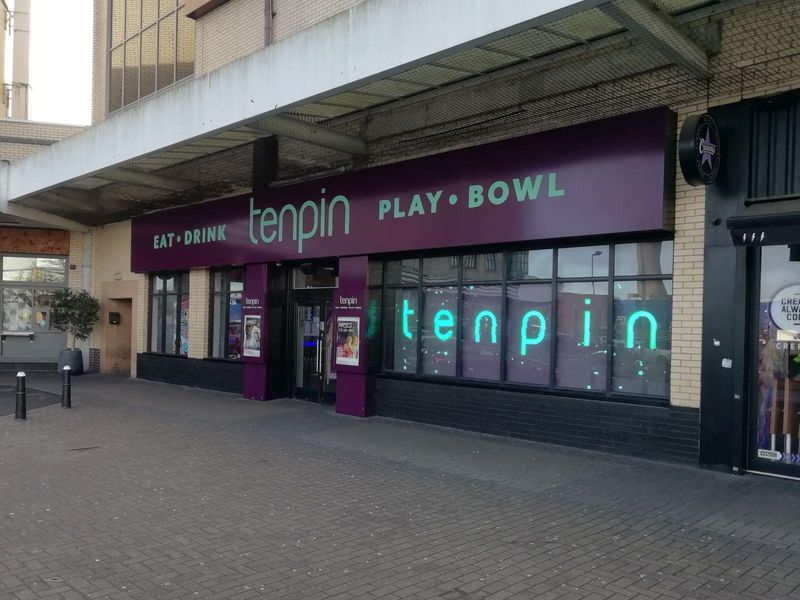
{"left": 0, "top": 0, "right": 747, "bottom": 227}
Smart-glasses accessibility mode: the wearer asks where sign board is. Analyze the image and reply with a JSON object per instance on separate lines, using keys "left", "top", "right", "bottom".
{"left": 131, "top": 109, "right": 675, "bottom": 272}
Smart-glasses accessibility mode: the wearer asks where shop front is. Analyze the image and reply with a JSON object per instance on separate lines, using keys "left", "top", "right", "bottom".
{"left": 131, "top": 108, "right": 699, "bottom": 461}
{"left": 0, "top": 228, "right": 69, "bottom": 369}
{"left": 703, "top": 90, "right": 800, "bottom": 478}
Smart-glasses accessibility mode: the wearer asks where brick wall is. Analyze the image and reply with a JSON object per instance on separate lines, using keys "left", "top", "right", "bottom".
{"left": 0, "top": 119, "right": 83, "bottom": 162}
{"left": 194, "top": 0, "right": 266, "bottom": 76}
{"left": 89, "top": 221, "right": 148, "bottom": 375}
{"left": 188, "top": 268, "right": 210, "bottom": 358}
{"left": 272, "top": 0, "right": 364, "bottom": 42}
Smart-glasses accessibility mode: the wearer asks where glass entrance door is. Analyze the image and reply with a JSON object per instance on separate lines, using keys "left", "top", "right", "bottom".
{"left": 294, "top": 294, "right": 336, "bottom": 403}
{"left": 752, "top": 245, "right": 800, "bottom": 476}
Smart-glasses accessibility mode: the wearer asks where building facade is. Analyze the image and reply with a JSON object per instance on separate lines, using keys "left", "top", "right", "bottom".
{"left": 2, "top": 0, "right": 800, "bottom": 477}
{"left": 0, "top": 0, "right": 86, "bottom": 372}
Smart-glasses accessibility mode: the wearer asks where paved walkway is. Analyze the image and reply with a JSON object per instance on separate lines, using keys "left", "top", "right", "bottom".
{"left": 0, "top": 374, "right": 799, "bottom": 600}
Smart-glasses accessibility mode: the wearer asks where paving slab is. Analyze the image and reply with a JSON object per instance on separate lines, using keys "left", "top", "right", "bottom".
{"left": 0, "top": 374, "right": 798, "bottom": 599}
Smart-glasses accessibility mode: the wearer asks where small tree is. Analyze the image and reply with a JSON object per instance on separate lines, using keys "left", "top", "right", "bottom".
{"left": 51, "top": 289, "right": 101, "bottom": 347}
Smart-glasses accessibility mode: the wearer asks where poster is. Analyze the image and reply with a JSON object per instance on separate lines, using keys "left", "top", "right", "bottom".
{"left": 243, "top": 314, "right": 262, "bottom": 357}
{"left": 335, "top": 316, "right": 360, "bottom": 366}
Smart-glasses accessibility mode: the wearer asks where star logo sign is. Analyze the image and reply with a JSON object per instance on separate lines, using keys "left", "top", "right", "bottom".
{"left": 698, "top": 127, "right": 717, "bottom": 172}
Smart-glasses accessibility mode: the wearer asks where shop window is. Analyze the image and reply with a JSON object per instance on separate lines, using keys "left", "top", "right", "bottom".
{"left": 383, "top": 287, "right": 418, "bottom": 372}
{"left": 209, "top": 268, "right": 244, "bottom": 360}
{"left": 1, "top": 289, "right": 56, "bottom": 332}
{"left": 461, "top": 285, "right": 502, "bottom": 380}
{"left": 421, "top": 286, "right": 457, "bottom": 376}
{"left": 555, "top": 281, "right": 609, "bottom": 391}
{"left": 506, "top": 283, "right": 551, "bottom": 386}
{"left": 149, "top": 272, "right": 189, "bottom": 355}
{"left": 292, "top": 264, "right": 337, "bottom": 289}
{"left": 2, "top": 256, "right": 66, "bottom": 283}
{"left": 612, "top": 280, "right": 672, "bottom": 396}
{"left": 376, "top": 242, "right": 672, "bottom": 400}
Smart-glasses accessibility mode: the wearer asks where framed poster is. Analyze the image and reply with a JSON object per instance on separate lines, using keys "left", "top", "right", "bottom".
{"left": 243, "top": 314, "right": 262, "bottom": 357}
{"left": 335, "top": 316, "right": 360, "bottom": 367}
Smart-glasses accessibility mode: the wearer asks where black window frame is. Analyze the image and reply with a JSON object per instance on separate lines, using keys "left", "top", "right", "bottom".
{"left": 148, "top": 271, "right": 189, "bottom": 356}
{"left": 378, "top": 240, "right": 674, "bottom": 403}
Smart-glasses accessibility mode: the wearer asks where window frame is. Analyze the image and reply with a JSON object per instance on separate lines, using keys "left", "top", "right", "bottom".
{"left": 208, "top": 267, "right": 245, "bottom": 360}
{"left": 107, "top": 0, "right": 193, "bottom": 114}
{"left": 147, "top": 271, "right": 189, "bottom": 355}
{"left": 378, "top": 240, "right": 673, "bottom": 404}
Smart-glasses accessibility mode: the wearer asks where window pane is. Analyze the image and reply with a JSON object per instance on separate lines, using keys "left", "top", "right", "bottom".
{"left": 507, "top": 284, "right": 551, "bottom": 386}
{"left": 212, "top": 271, "right": 224, "bottom": 294}
{"left": 423, "top": 256, "right": 459, "bottom": 284}
{"left": 163, "top": 275, "right": 175, "bottom": 292}
{"left": 164, "top": 294, "right": 177, "bottom": 354}
{"left": 34, "top": 290, "right": 54, "bottom": 330}
{"left": 368, "top": 261, "right": 383, "bottom": 287}
{"left": 157, "top": 14, "right": 176, "bottom": 89}
{"left": 109, "top": 46, "right": 124, "bottom": 113}
{"left": 556, "top": 281, "right": 608, "bottom": 391}
{"left": 2, "top": 257, "right": 65, "bottom": 283}
{"left": 140, "top": 25, "right": 157, "bottom": 98}
{"left": 210, "top": 291, "right": 225, "bottom": 358}
{"left": 124, "top": 36, "right": 140, "bottom": 106}
{"left": 421, "top": 286, "right": 457, "bottom": 376}
{"left": 557, "top": 246, "right": 609, "bottom": 278}
{"left": 111, "top": 0, "right": 126, "bottom": 47}
{"left": 227, "top": 292, "right": 242, "bottom": 359}
{"left": 384, "top": 259, "right": 419, "bottom": 285}
{"left": 507, "top": 249, "right": 553, "bottom": 280}
{"left": 367, "top": 288, "right": 382, "bottom": 372}
{"left": 614, "top": 241, "right": 674, "bottom": 276}
{"left": 2, "top": 289, "right": 33, "bottom": 332}
{"left": 149, "top": 295, "right": 163, "bottom": 352}
{"left": 462, "top": 253, "right": 504, "bottom": 282}
{"left": 383, "top": 288, "right": 418, "bottom": 372}
{"left": 612, "top": 280, "right": 671, "bottom": 396}
{"left": 159, "top": 0, "right": 176, "bottom": 17}
{"left": 229, "top": 269, "right": 244, "bottom": 292}
{"left": 293, "top": 265, "right": 337, "bottom": 288}
{"left": 461, "top": 285, "right": 502, "bottom": 380}
{"left": 125, "top": 0, "right": 141, "bottom": 38}
{"left": 176, "top": 6, "right": 194, "bottom": 82}
{"left": 178, "top": 295, "right": 190, "bottom": 356}
{"left": 142, "top": 0, "right": 157, "bottom": 27}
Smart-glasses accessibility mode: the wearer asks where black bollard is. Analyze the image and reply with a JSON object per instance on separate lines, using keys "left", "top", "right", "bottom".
{"left": 61, "top": 365, "right": 72, "bottom": 409}
{"left": 15, "top": 371, "right": 26, "bottom": 420}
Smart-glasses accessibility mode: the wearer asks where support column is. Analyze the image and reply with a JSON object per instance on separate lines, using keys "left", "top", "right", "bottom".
{"left": 335, "top": 256, "right": 369, "bottom": 417}
{"left": 242, "top": 263, "right": 268, "bottom": 400}
{"left": 187, "top": 268, "right": 210, "bottom": 359}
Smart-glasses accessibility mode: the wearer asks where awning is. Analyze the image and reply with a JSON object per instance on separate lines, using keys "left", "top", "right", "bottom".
{"left": 727, "top": 212, "right": 800, "bottom": 246}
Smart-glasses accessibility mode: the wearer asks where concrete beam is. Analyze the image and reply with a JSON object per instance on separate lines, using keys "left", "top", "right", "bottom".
{"left": 243, "top": 116, "right": 367, "bottom": 156}
{"left": 100, "top": 168, "right": 195, "bottom": 191}
{"left": 600, "top": 0, "right": 708, "bottom": 79}
{"left": 4, "top": 0, "right": 595, "bottom": 202}
{"left": 2, "top": 203, "right": 88, "bottom": 231}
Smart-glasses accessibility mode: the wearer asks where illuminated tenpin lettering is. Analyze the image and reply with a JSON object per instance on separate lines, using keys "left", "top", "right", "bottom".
{"left": 434, "top": 310, "right": 454, "bottom": 341}
{"left": 474, "top": 310, "right": 498, "bottom": 343}
{"left": 626, "top": 310, "right": 657, "bottom": 350}
{"left": 520, "top": 310, "right": 546, "bottom": 355}
{"left": 402, "top": 299, "right": 415, "bottom": 340}
{"left": 582, "top": 298, "right": 591, "bottom": 347}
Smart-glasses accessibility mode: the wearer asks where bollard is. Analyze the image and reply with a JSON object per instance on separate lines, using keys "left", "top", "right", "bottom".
{"left": 61, "top": 365, "right": 72, "bottom": 409}
{"left": 15, "top": 371, "right": 26, "bottom": 420}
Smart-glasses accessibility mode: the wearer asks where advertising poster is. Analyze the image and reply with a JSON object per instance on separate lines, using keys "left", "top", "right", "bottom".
{"left": 243, "top": 314, "right": 262, "bottom": 357}
{"left": 335, "top": 316, "right": 360, "bottom": 367}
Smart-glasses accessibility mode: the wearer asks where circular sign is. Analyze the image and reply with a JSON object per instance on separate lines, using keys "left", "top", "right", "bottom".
{"left": 679, "top": 113, "right": 721, "bottom": 186}
{"left": 770, "top": 285, "right": 800, "bottom": 332}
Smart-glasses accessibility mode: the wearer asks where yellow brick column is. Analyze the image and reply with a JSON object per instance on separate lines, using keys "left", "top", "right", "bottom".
{"left": 669, "top": 108, "right": 707, "bottom": 409}
{"left": 188, "top": 268, "right": 210, "bottom": 359}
